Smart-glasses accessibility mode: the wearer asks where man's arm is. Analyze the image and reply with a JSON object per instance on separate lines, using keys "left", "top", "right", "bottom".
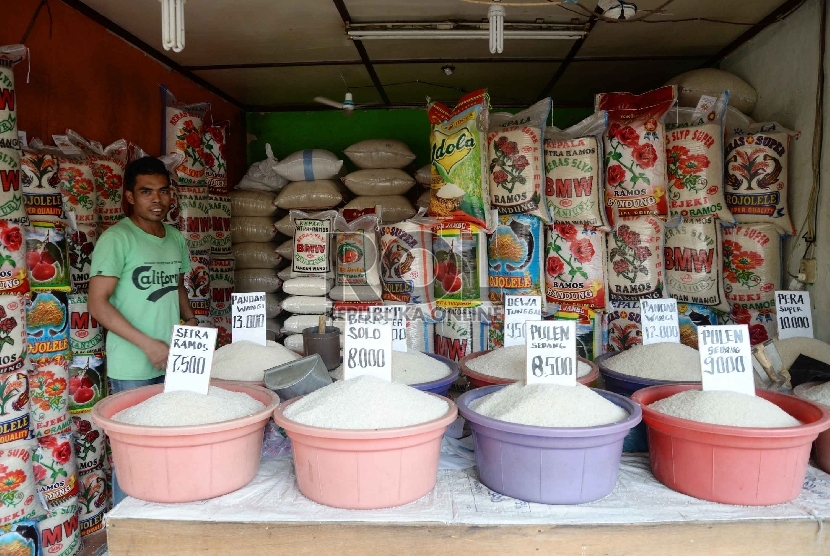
{"left": 178, "top": 275, "right": 196, "bottom": 324}
{"left": 88, "top": 275, "right": 170, "bottom": 369}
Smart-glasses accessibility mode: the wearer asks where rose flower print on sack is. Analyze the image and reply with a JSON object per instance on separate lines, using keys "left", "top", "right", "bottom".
{"left": 0, "top": 438, "right": 45, "bottom": 526}
{"left": 32, "top": 433, "right": 78, "bottom": 510}
{"left": 596, "top": 86, "right": 677, "bottom": 226}
{"left": 665, "top": 93, "right": 734, "bottom": 223}
{"left": 606, "top": 215, "right": 666, "bottom": 302}
{"left": 0, "top": 220, "right": 27, "bottom": 294}
{"left": 487, "top": 99, "right": 551, "bottom": 221}
{"left": 721, "top": 305, "right": 776, "bottom": 346}
{"left": 722, "top": 224, "right": 781, "bottom": 311}
{"left": 203, "top": 122, "right": 228, "bottom": 196}
{"left": 545, "top": 223, "right": 606, "bottom": 309}
{"left": 28, "top": 356, "right": 71, "bottom": 438}
{"left": 71, "top": 413, "right": 105, "bottom": 475}
{"left": 162, "top": 86, "right": 209, "bottom": 186}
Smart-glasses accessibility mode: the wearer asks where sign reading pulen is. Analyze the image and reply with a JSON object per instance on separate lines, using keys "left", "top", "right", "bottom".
{"left": 525, "top": 320, "right": 577, "bottom": 386}
{"left": 698, "top": 325, "right": 755, "bottom": 397}
{"left": 164, "top": 325, "right": 217, "bottom": 395}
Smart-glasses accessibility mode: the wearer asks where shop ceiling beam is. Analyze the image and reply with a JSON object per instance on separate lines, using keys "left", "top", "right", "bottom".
{"left": 60, "top": 0, "right": 243, "bottom": 109}
{"left": 246, "top": 100, "right": 593, "bottom": 113}
{"left": 703, "top": 0, "right": 808, "bottom": 67}
{"left": 330, "top": 0, "right": 391, "bottom": 106}
{"left": 182, "top": 55, "right": 705, "bottom": 72}
{"left": 535, "top": 13, "right": 598, "bottom": 101}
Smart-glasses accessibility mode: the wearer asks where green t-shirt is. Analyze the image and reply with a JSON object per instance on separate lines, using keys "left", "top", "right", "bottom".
{"left": 90, "top": 218, "right": 191, "bottom": 380}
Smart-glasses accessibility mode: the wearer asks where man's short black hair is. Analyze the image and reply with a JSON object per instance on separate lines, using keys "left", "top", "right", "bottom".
{"left": 124, "top": 156, "right": 170, "bottom": 193}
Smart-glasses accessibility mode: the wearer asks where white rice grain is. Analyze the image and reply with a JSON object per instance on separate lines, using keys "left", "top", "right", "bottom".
{"left": 112, "top": 387, "right": 266, "bottom": 426}
{"left": 649, "top": 390, "right": 800, "bottom": 428}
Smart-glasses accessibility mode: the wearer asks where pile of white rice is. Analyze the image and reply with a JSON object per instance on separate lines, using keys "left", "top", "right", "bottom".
{"left": 331, "top": 351, "right": 452, "bottom": 385}
{"left": 604, "top": 343, "right": 701, "bottom": 381}
{"left": 773, "top": 337, "right": 830, "bottom": 369}
{"left": 465, "top": 345, "right": 591, "bottom": 381}
{"left": 112, "top": 387, "right": 266, "bottom": 426}
{"left": 649, "top": 390, "right": 800, "bottom": 428}
{"left": 800, "top": 382, "right": 830, "bottom": 408}
{"left": 211, "top": 340, "right": 300, "bottom": 381}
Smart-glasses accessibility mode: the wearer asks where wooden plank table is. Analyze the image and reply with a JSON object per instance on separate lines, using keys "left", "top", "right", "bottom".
{"left": 106, "top": 455, "right": 830, "bottom": 555}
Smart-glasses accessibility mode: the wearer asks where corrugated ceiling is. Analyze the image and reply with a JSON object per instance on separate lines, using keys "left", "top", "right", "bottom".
{"left": 77, "top": 0, "right": 798, "bottom": 109}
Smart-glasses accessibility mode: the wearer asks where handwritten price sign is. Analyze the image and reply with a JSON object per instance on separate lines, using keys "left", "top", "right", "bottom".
{"left": 232, "top": 293, "right": 267, "bottom": 346}
{"left": 504, "top": 295, "right": 542, "bottom": 347}
{"left": 775, "top": 291, "right": 813, "bottom": 340}
{"left": 698, "top": 325, "right": 755, "bottom": 397}
{"left": 525, "top": 320, "right": 577, "bottom": 386}
{"left": 164, "top": 325, "right": 217, "bottom": 394}
{"left": 640, "top": 299, "right": 680, "bottom": 345}
{"left": 343, "top": 311, "right": 393, "bottom": 381}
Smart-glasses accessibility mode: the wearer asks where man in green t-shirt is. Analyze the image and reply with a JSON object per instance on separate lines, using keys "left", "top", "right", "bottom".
{"left": 89, "top": 156, "right": 195, "bottom": 504}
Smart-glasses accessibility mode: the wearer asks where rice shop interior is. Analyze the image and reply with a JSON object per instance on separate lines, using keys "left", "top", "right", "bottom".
{"left": 4, "top": 0, "right": 830, "bottom": 554}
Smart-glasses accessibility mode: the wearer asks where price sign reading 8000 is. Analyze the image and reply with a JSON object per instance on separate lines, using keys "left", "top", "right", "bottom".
{"left": 343, "top": 311, "right": 392, "bottom": 381}
{"left": 525, "top": 321, "right": 577, "bottom": 386}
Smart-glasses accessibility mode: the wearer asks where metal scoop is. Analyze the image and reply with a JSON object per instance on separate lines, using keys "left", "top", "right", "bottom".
{"left": 263, "top": 354, "right": 332, "bottom": 400}
{"left": 752, "top": 340, "right": 790, "bottom": 391}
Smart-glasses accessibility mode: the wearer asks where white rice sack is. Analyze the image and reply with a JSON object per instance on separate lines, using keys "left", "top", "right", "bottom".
{"left": 277, "top": 267, "right": 292, "bottom": 282}
{"left": 290, "top": 210, "right": 337, "bottom": 279}
{"left": 328, "top": 284, "right": 382, "bottom": 302}
{"left": 0, "top": 46, "right": 25, "bottom": 145}
{"left": 433, "top": 305, "right": 492, "bottom": 362}
{"left": 203, "top": 122, "right": 229, "bottom": 196}
{"left": 664, "top": 217, "right": 729, "bottom": 312}
{"left": 666, "top": 93, "right": 734, "bottom": 223}
{"left": 264, "top": 292, "right": 284, "bottom": 319}
{"left": 233, "top": 242, "right": 283, "bottom": 269}
{"left": 342, "top": 169, "right": 415, "bottom": 196}
{"left": 161, "top": 87, "right": 209, "bottom": 186}
{"left": 274, "top": 180, "right": 344, "bottom": 210}
{"left": 343, "top": 139, "right": 416, "bottom": 169}
{"left": 231, "top": 216, "right": 277, "bottom": 244}
{"left": 416, "top": 190, "right": 430, "bottom": 210}
{"left": 274, "top": 213, "right": 294, "bottom": 237}
{"left": 208, "top": 194, "right": 232, "bottom": 256}
{"left": 284, "top": 315, "right": 337, "bottom": 334}
{"left": 335, "top": 212, "right": 381, "bottom": 286}
{"left": 234, "top": 269, "right": 283, "bottom": 293}
{"left": 666, "top": 68, "right": 757, "bottom": 114}
{"left": 230, "top": 190, "right": 278, "bottom": 217}
{"left": 379, "top": 219, "right": 434, "bottom": 307}
{"left": 281, "top": 295, "right": 332, "bottom": 315}
{"left": 283, "top": 277, "right": 331, "bottom": 296}
{"left": 21, "top": 142, "right": 64, "bottom": 223}
{"left": 0, "top": 438, "right": 47, "bottom": 525}
{"left": 0, "top": 147, "right": 25, "bottom": 221}
{"left": 344, "top": 195, "right": 415, "bottom": 223}
{"left": 722, "top": 223, "right": 781, "bottom": 311}
{"left": 544, "top": 111, "right": 608, "bottom": 227}
{"left": 415, "top": 164, "right": 431, "bottom": 186}
{"left": 275, "top": 238, "right": 293, "bottom": 259}
{"left": 177, "top": 187, "right": 213, "bottom": 251}
{"left": 238, "top": 144, "right": 288, "bottom": 192}
{"left": 274, "top": 149, "right": 343, "bottom": 182}
{"left": 283, "top": 333, "right": 304, "bottom": 353}
{"left": 607, "top": 215, "right": 667, "bottom": 302}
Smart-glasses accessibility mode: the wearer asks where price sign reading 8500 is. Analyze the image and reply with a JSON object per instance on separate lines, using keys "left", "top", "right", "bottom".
{"left": 525, "top": 321, "right": 577, "bottom": 386}
{"left": 231, "top": 293, "right": 267, "bottom": 346}
{"left": 343, "top": 311, "right": 393, "bottom": 381}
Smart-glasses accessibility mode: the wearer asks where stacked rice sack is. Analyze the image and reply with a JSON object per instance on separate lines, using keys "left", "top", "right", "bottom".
{"left": 0, "top": 44, "right": 83, "bottom": 555}
{"left": 341, "top": 139, "right": 418, "bottom": 223}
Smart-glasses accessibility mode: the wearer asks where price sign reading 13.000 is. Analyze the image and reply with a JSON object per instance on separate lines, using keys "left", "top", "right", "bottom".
{"left": 343, "top": 311, "right": 393, "bottom": 381}
{"left": 525, "top": 320, "right": 577, "bottom": 386}
{"left": 231, "top": 292, "right": 267, "bottom": 346}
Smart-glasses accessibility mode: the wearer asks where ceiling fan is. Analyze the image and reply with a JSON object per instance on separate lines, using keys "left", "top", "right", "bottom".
{"left": 314, "top": 92, "right": 371, "bottom": 116}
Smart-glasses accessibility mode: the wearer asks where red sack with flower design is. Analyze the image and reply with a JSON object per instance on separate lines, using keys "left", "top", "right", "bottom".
{"left": 666, "top": 93, "right": 734, "bottom": 223}
{"left": 33, "top": 433, "right": 78, "bottom": 509}
{"left": 86, "top": 141, "right": 128, "bottom": 232}
{"left": 70, "top": 412, "right": 105, "bottom": 476}
{"left": 606, "top": 215, "right": 667, "bottom": 302}
{"left": 722, "top": 223, "right": 781, "bottom": 311}
{"left": 720, "top": 305, "right": 777, "bottom": 346}
{"left": 0, "top": 438, "right": 45, "bottom": 526}
{"left": 488, "top": 99, "right": 551, "bottom": 222}
{"left": 0, "top": 220, "right": 28, "bottom": 294}
{"left": 67, "top": 225, "right": 97, "bottom": 294}
{"left": 21, "top": 140, "right": 65, "bottom": 223}
{"left": 545, "top": 223, "right": 606, "bottom": 309}
{"left": 203, "top": 121, "right": 229, "bottom": 195}
{"left": 28, "top": 355, "right": 71, "bottom": 438}
{"left": 603, "top": 300, "right": 642, "bottom": 353}
{"left": 664, "top": 217, "right": 729, "bottom": 312}
{"left": 162, "top": 86, "right": 210, "bottom": 186}
{"left": 596, "top": 86, "right": 677, "bottom": 226}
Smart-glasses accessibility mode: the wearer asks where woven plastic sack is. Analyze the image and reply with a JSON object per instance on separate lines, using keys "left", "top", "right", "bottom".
{"left": 415, "top": 164, "right": 431, "bottom": 186}
{"left": 542, "top": 305, "right": 602, "bottom": 361}
{"left": 209, "top": 256, "right": 234, "bottom": 319}
{"left": 434, "top": 221, "right": 488, "bottom": 308}
{"left": 725, "top": 121, "right": 798, "bottom": 235}
{"left": 606, "top": 215, "right": 667, "bottom": 302}
{"left": 67, "top": 294, "right": 103, "bottom": 356}
{"left": 281, "top": 295, "right": 332, "bottom": 315}
{"left": 274, "top": 150, "right": 343, "bottom": 182}
{"left": 344, "top": 195, "right": 415, "bottom": 223}
{"left": 28, "top": 355, "right": 70, "bottom": 437}
{"left": 602, "top": 300, "right": 642, "bottom": 352}
{"left": 274, "top": 213, "right": 294, "bottom": 237}
{"left": 232, "top": 242, "right": 282, "bottom": 269}
{"left": 428, "top": 90, "right": 492, "bottom": 228}
{"left": 21, "top": 140, "right": 64, "bottom": 222}
{"left": 33, "top": 434, "right": 78, "bottom": 510}
{"left": 487, "top": 214, "right": 544, "bottom": 302}
{"left": 342, "top": 169, "right": 415, "bottom": 196}
{"left": 230, "top": 190, "right": 277, "bottom": 217}
{"left": 666, "top": 93, "right": 734, "bottom": 222}
{"left": 26, "top": 292, "right": 70, "bottom": 359}
{"left": 0, "top": 220, "right": 27, "bottom": 294}
{"left": 203, "top": 121, "right": 228, "bottom": 195}
{"left": 722, "top": 223, "right": 781, "bottom": 311}
{"left": 433, "top": 305, "right": 493, "bottom": 362}
{"left": 67, "top": 225, "right": 97, "bottom": 294}
{"left": 380, "top": 218, "right": 435, "bottom": 307}
{"left": 283, "top": 315, "right": 334, "bottom": 334}
{"left": 344, "top": 139, "right": 416, "bottom": 170}
{"left": 596, "top": 85, "right": 677, "bottom": 226}
{"left": 71, "top": 411, "right": 105, "bottom": 475}
{"left": 265, "top": 292, "right": 284, "bottom": 319}
{"left": 0, "top": 369, "right": 29, "bottom": 444}
{"left": 38, "top": 499, "right": 81, "bottom": 555}
{"left": 290, "top": 210, "right": 337, "bottom": 278}
{"left": 328, "top": 285, "right": 382, "bottom": 302}
{"left": 545, "top": 223, "right": 606, "bottom": 309}
{"left": 77, "top": 469, "right": 107, "bottom": 537}
{"left": 178, "top": 186, "right": 212, "bottom": 251}
{"left": 664, "top": 217, "right": 729, "bottom": 312}
{"left": 488, "top": 99, "right": 550, "bottom": 221}
{"left": 67, "top": 354, "right": 105, "bottom": 413}
{"left": 720, "top": 305, "right": 776, "bottom": 346}
{"left": 162, "top": 86, "right": 209, "bottom": 186}
{"left": 544, "top": 111, "right": 608, "bottom": 227}
{"left": 0, "top": 46, "right": 25, "bottom": 146}
{"left": 335, "top": 212, "right": 381, "bottom": 287}
{"left": 274, "top": 180, "right": 344, "bottom": 210}
{"left": 275, "top": 238, "right": 293, "bottom": 260}
{"left": 26, "top": 222, "right": 70, "bottom": 292}
{"left": 283, "top": 277, "right": 331, "bottom": 296}
{"left": 208, "top": 195, "right": 231, "bottom": 255}
{"left": 55, "top": 146, "right": 96, "bottom": 229}
{"left": 184, "top": 248, "right": 211, "bottom": 301}
{"left": 0, "top": 147, "right": 24, "bottom": 221}
{"left": 236, "top": 144, "right": 288, "bottom": 192}
{"left": 0, "top": 438, "right": 47, "bottom": 525}
{"left": 416, "top": 190, "right": 430, "bottom": 210}
{"left": 666, "top": 67, "right": 757, "bottom": 114}
{"left": 0, "top": 294, "right": 26, "bottom": 374}
{"left": 230, "top": 217, "right": 277, "bottom": 244}
{"left": 234, "top": 269, "right": 282, "bottom": 293}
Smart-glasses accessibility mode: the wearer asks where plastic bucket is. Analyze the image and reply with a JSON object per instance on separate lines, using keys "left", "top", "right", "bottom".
{"left": 411, "top": 353, "right": 460, "bottom": 396}
{"left": 459, "top": 350, "right": 599, "bottom": 389}
{"left": 457, "top": 385, "right": 642, "bottom": 504}
{"left": 632, "top": 383, "right": 830, "bottom": 505}
{"left": 92, "top": 381, "right": 279, "bottom": 503}
{"left": 793, "top": 381, "right": 830, "bottom": 474}
{"left": 273, "top": 394, "right": 458, "bottom": 509}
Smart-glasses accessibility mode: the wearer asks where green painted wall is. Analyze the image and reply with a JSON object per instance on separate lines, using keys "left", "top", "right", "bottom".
{"left": 246, "top": 108, "right": 593, "bottom": 167}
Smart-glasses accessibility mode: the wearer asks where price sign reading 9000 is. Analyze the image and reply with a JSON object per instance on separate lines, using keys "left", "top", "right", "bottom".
{"left": 343, "top": 311, "right": 392, "bottom": 381}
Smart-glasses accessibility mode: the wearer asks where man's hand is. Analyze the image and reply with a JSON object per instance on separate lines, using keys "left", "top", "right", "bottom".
{"left": 141, "top": 339, "right": 170, "bottom": 370}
